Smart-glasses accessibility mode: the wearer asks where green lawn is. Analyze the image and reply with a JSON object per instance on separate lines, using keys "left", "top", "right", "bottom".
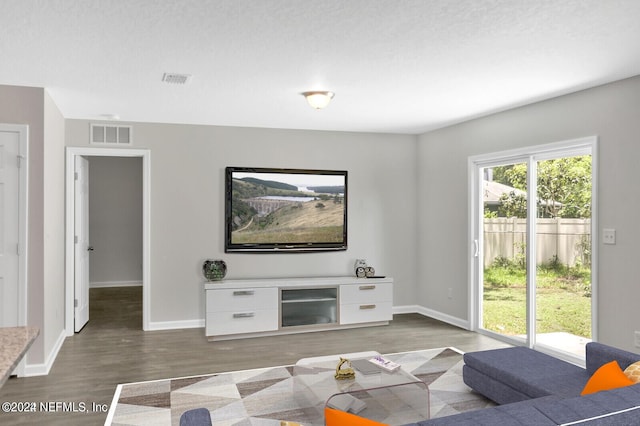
{"left": 483, "top": 263, "right": 592, "bottom": 338}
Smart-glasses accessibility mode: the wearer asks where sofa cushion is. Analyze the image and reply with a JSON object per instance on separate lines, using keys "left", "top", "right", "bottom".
{"left": 464, "top": 346, "right": 588, "bottom": 398}
{"left": 585, "top": 342, "right": 640, "bottom": 376}
{"left": 405, "top": 396, "right": 558, "bottom": 426}
{"left": 557, "top": 406, "right": 640, "bottom": 425}
{"left": 581, "top": 360, "right": 634, "bottom": 395}
{"left": 493, "top": 399, "right": 560, "bottom": 425}
{"left": 463, "top": 364, "right": 531, "bottom": 404}
{"left": 533, "top": 384, "right": 640, "bottom": 425}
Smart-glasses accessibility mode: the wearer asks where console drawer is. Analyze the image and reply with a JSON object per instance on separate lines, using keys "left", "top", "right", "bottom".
{"left": 206, "top": 287, "right": 277, "bottom": 312}
{"left": 340, "top": 282, "right": 392, "bottom": 304}
{"left": 340, "top": 301, "right": 392, "bottom": 324}
{"left": 206, "top": 309, "right": 278, "bottom": 335}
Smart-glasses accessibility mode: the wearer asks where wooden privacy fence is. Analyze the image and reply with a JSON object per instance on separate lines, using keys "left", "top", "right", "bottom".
{"left": 484, "top": 218, "right": 591, "bottom": 267}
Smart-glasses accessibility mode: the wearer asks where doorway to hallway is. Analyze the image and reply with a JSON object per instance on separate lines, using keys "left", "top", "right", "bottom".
{"left": 65, "top": 147, "right": 151, "bottom": 335}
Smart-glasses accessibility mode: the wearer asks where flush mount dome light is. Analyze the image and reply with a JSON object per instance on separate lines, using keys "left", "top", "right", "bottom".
{"left": 302, "top": 91, "right": 334, "bottom": 109}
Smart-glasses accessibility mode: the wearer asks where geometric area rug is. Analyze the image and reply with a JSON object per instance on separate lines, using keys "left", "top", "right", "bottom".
{"left": 106, "top": 347, "right": 494, "bottom": 425}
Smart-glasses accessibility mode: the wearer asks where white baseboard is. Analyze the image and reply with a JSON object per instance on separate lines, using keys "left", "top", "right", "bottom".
{"left": 147, "top": 319, "right": 205, "bottom": 331}
{"left": 147, "top": 308, "right": 468, "bottom": 333}
{"left": 393, "top": 304, "right": 422, "bottom": 315}
{"left": 90, "top": 280, "right": 143, "bottom": 288}
{"left": 23, "top": 328, "right": 66, "bottom": 377}
{"left": 393, "top": 304, "right": 470, "bottom": 330}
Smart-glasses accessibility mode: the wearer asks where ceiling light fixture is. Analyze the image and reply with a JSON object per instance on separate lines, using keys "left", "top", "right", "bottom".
{"left": 302, "top": 91, "right": 334, "bottom": 109}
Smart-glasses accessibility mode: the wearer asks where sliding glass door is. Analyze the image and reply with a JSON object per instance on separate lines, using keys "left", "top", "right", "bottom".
{"left": 471, "top": 138, "right": 596, "bottom": 360}
{"left": 480, "top": 159, "right": 529, "bottom": 345}
{"left": 534, "top": 155, "right": 592, "bottom": 357}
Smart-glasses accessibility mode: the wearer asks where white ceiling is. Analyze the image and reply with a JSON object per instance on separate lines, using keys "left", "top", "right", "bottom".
{"left": 3, "top": 0, "right": 640, "bottom": 134}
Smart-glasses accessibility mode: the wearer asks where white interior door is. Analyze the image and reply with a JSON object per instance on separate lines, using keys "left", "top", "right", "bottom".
{"left": 74, "top": 156, "right": 90, "bottom": 332}
{"left": 0, "top": 129, "right": 21, "bottom": 327}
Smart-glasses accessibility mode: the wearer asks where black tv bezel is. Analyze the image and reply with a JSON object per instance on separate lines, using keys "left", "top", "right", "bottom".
{"left": 225, "top": 167, "right": 348, "bottom": 253}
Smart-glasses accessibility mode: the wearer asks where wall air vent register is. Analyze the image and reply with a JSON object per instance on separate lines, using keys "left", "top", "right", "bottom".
{"left": 90, "top": 124, "right": 132, "bottom": 145}
{"left": 161, "top": 73, "right": 192, "bottom": 85}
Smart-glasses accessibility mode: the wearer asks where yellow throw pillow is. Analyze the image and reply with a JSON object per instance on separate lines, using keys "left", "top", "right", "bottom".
{"left": 623, "top": 360, "right": 640, "bottom": 383}
{"left": 324, "top": 407, "right": 388, "bottom": 426}
{"left": 581, "top": 360, "right": 635, "bottom": 395}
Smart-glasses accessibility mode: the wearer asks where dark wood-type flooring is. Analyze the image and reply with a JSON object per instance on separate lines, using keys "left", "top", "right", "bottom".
{"left": 0, "top": 287, "right": 507, "bottom": 425}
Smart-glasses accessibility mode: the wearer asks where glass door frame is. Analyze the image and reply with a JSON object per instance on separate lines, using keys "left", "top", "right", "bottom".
{"left": 468, "top": 136, "right": 598, "bottom": 363}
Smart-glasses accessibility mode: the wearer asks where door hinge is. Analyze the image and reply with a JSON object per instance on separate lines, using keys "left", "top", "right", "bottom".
{"left": 74, "top": 172, "right": 79, "bottom": 181}
{"left": 74, "top": 299, "right": 78, "bottom": 308}
{"left": 16, "top": 243, "right": 20, "bottom": 255}
{"left": 17, "top": 154, "right": 26, "bottom": 168}
{"left": 74, "top": 235, "right": 78, "bottom": 244}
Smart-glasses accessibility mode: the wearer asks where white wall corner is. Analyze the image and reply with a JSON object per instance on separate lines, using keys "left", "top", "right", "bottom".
{"left": 23, "top": 329, "right": 66, "bottom": 377}
{"left": 392, "top": 305, "right": 423, "bottom": 315}
{"left": 394, "top": 305, "right": 470, "bottom": 330}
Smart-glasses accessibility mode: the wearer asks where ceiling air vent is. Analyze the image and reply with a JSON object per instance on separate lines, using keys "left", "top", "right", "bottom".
{"left": 91, "top": 124, "right": 133, "bottom": 145}
{"left": 162, "top": 73, "right": 192, "bottom": 84}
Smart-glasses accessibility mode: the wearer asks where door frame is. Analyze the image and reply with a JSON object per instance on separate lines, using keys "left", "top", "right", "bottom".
{"left": 0, "top": 124, "right": 29, "bottom": 320}
{"left": 65, "top": 147, "right": 151, "bottom": 334}
{"left": 468, "top": 136, "right": 598, "bottom": 357}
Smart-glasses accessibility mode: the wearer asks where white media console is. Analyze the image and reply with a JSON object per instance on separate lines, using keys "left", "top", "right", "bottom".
{"left": 204, "top": 276, "right": 393, "bottom": 341}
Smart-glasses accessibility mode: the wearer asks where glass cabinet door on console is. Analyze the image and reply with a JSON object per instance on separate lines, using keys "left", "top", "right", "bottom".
{"left": 281, "top": 287, "right": 338, "bottom": 327}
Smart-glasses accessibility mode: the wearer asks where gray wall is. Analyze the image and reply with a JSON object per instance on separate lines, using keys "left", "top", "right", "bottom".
{"left": 65, "top": 122, "right": 419, "bottom": 325}
{"left": 88, "top": 156, "right": 143, "bottom": 286}
{"left": 0, "top": 85, "right": 66, "bottom": 367}
{"left": 418, "top": 74, "right": 640, "bottom": 351}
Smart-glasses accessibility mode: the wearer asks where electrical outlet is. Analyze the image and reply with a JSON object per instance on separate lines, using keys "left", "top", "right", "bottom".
{"left": 635, "top": 331, "right": 640, "bottom": 348}
{"left": 603, "top": 228, "right": 616, "bottom": 245}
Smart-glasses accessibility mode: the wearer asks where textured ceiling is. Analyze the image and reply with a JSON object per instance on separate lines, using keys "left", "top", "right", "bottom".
{"left": 2, "top": 0, "right": 640, "bottom": 134}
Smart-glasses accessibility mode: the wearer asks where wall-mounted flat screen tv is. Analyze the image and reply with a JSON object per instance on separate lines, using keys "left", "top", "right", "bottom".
{"left": 225, "top": 167, "right": 347, "bottom": 253}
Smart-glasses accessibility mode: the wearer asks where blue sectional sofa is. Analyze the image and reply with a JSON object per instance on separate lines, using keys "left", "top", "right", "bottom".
{"left": 405, "top": 342, "right": 640, "bottom": 425}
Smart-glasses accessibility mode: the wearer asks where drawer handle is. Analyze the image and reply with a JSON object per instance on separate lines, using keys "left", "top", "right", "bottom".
{"left": 359, "top": 285, "right": 376, "bottom": 290}
{"left": 360, "top": 304, "right": 376, "bottom": 310}
{"left": 233, "top": 312, "right": 255, "bottom": 318}
{"left": 233, "top": 290, "right": 255, "bottom": 296}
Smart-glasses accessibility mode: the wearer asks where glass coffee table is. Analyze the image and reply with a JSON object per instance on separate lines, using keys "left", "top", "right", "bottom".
{"left": 293, "top": 352, "right": 429, "bottom": 425}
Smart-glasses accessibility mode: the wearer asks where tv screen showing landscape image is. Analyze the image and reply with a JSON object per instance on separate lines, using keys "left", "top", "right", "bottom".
{"left": 225, "top": 167, "right": 347, "bottom": 252}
